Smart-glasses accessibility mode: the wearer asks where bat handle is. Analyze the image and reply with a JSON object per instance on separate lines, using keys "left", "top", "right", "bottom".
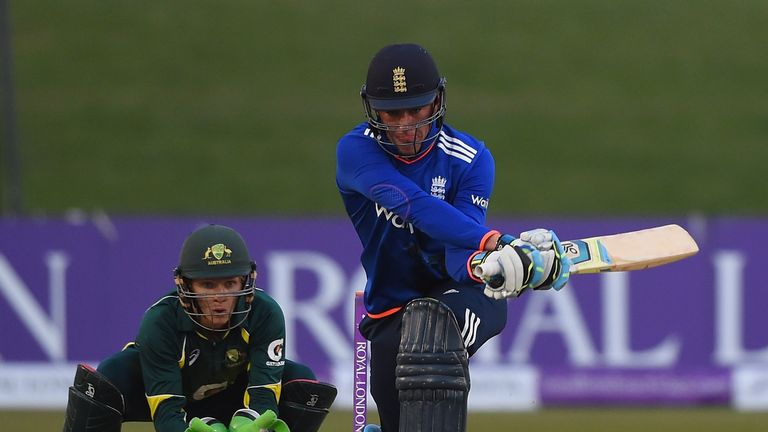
{"left": 473, "top": 261, "right": 502, "bottom": 280}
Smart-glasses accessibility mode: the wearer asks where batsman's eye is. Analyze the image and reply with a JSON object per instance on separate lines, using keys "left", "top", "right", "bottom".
{"left": 381, "top": 109, "right": 409, "bottom": 118}
{"left": 382, "top": 106, "right": 427, "bottom": 119}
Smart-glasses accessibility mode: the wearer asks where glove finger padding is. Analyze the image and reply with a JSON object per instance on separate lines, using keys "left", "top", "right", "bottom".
{"left": 188, "top": 418, "right": 207, "bottom": 432}
{"left": 187, "top": 417, "right": 227, "bottom": 432}
{"left": 482, "top": 245, "right": 532, "bottom": 299}
{"left": 251, "top": 410, "right": 278, "bottom": 430}
{"left": 519, "top": 228, "right": 553, "bottom": 251}
{"left": 230, "top": 409, "right": 288, "bottom": 432}
{"left": 512, "top": 242, "right": 545, "bottom": 287}
{"left": 270, "top": 419, "right": 290, "bottom": 432}
{"left": 533, "top": 232, "right": 571, "bottom": 291}
{"left": 474, "top": 233, "right": 545, "bottom": 299}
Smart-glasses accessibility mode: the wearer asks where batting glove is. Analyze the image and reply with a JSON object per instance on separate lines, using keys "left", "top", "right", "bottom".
{"left": 518, "top": 229, "right": 572, "bottom": 291}
{"left": 186, "top": 417, "right": 228, "bottom": 432}
{"left": 472, "top": 235, "right": 544, "bottom": 299}
{"left": 518, "top": 228, "right": 554, "bottom": 251}
{"left": 229, "top": 409, "right": 290, "bottom": 432}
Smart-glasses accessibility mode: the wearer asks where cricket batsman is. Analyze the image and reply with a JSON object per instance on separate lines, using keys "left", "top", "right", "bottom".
{"left": 62, "top": 224, "right": 337, "bottom": 432}
{"left": 336, "top": 43, "right": 572, "bottom": 431}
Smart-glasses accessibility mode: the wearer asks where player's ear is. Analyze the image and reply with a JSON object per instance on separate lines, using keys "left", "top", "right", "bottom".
{"left": 173, "top": 267, "right": 186, "bottom": 290}
{"left": 173, "top": 267, "right": 192, "bottom": 309}
{"left": 245, "top": 262, "right": 257, "bottom": 305}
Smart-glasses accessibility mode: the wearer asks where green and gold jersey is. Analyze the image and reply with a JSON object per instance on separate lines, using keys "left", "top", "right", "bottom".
{"left": 135, "top": 288, "right": 285, "bottom": 432}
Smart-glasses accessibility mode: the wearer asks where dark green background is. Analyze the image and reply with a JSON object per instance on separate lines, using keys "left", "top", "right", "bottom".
{"left": 5, "top": 0, "right": 767, "bottom": 217}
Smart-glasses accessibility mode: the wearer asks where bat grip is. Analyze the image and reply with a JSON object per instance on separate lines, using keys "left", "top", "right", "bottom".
{"left": 473, "top": 261, "right": 502, "bottom": 280}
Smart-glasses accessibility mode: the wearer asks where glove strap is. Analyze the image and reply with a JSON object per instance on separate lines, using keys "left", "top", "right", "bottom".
{"left": 494, "top": 234, "right": 517, "bottom": 250}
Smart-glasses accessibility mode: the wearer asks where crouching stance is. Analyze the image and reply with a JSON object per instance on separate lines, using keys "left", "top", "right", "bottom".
{"left": 62, "top": 224, "right": 336, "bottom": 432}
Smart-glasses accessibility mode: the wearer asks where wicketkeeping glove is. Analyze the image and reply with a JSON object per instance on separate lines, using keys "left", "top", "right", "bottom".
{"left": 518, "top": 229, "right": 572, "bottom": 291}
{"left": 186, "top": 417, "right": 228, "bottom": 432}
{"left": 229, "top": 409, "right": 290, "bottom": 432}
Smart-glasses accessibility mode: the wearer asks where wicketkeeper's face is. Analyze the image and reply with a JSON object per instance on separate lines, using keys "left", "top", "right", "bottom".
{"left": 188, "top": 276, "right": 243, "bottom": 329}
{"left": 377, "top": 102, "right": 436, "bottom": 156}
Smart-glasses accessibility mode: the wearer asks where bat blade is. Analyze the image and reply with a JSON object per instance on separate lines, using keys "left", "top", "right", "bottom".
{"left": 472, "top": 224, "right": 699, "bottom": 280}
{"left": 564, "top": 224, "right": 699, "bottom": 274}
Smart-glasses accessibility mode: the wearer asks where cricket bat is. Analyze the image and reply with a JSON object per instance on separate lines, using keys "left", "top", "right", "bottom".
{"left": 474, "top": 224, "right": 699, "bottom": 278}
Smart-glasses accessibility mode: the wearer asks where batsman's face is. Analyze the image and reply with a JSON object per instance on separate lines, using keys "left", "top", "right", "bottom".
{"left": 189, "top": 277, "right": 243, "bottom": 329}
{"left": 378, "top": 102, "right": 436, "bottom": 156}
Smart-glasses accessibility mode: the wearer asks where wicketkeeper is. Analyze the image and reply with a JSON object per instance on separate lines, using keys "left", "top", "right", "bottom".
{"left": 336, "top": 43, "right": 572, "bottom": 431}
{"left": 62, "top": 224, "right": 337, "bottom": 432}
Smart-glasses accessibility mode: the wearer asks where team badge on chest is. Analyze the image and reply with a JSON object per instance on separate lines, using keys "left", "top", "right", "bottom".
{"left": 430, "top": 176, "right": 447, "bottom": 200}
{"left": 224, "top": 348, "right": 246, "bottom": 368}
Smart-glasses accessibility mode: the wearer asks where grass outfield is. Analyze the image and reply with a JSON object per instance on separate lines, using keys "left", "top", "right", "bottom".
{"left": 8, "top": 0, "right": 768, "bottom": 216}
{"left": 5, "top": 409, "right": 768, "bottom": 431}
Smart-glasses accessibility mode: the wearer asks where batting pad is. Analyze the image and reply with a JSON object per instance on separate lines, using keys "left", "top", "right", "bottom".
{"left": 396, "top": 298, "right": 470, "bottom": 432}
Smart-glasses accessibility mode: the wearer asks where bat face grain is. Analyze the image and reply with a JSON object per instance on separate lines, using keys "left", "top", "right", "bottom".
{"left": 566, "top": 224, "right": 699, "bottom": 274}
{"left": 473, "top": 224, "right": 699, "bottom": 281}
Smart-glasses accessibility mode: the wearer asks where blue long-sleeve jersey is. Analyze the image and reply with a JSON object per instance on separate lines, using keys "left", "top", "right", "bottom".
{"left": 336, "top": 122, "right": 498, "bottom": 315}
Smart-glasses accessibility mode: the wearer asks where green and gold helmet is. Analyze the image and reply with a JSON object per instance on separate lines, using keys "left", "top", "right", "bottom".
{"left": 174, "top": 224, "right": 256, "bottom": 332}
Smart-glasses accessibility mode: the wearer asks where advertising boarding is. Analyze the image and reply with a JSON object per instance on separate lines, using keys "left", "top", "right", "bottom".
{"left": 1, "top": 217, "right": 766, "bottom": 411}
